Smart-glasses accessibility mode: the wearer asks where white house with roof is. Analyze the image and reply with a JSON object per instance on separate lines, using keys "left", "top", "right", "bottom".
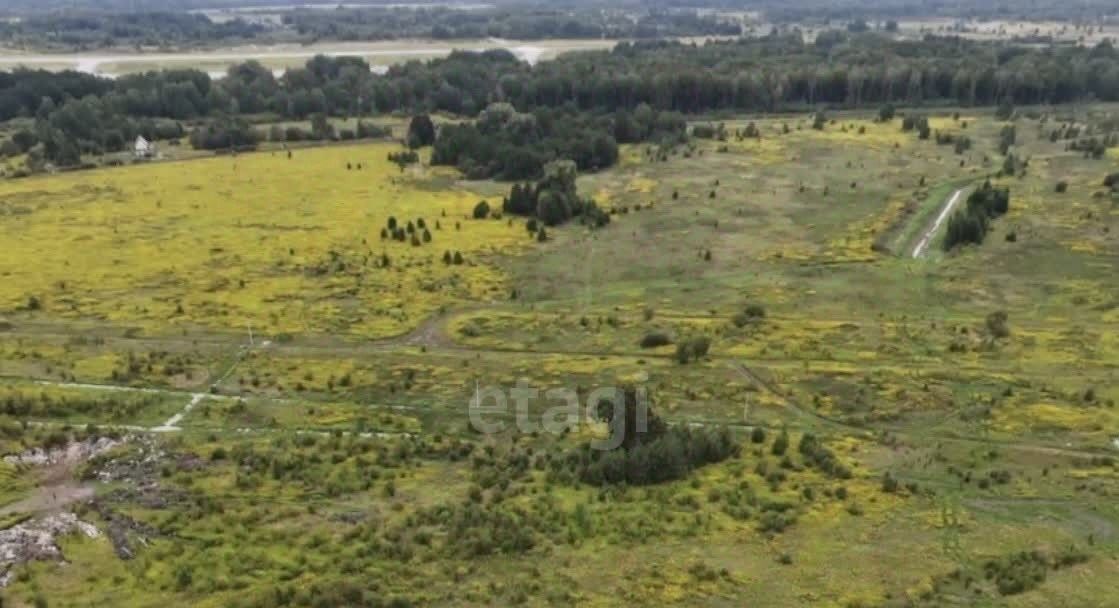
{"left": 134, "top": 135, "right": 155, "bottom": 159}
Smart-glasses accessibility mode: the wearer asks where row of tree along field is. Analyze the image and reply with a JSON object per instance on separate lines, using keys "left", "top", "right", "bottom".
{"left": 4, "top": 33, "right": 1119, "bottom": 170}
{"left": 0, "top": 8, "right": 741, "bottom": 51}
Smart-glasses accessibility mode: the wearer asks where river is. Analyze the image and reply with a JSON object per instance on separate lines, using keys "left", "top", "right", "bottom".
{"left": 0, "top": 38, "right": 614, "bottom": 79}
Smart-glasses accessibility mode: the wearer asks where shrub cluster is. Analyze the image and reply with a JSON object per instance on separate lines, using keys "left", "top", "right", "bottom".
{"left": 502, "top": 160, "right": 609, "bottom": 227}
{"left": 674, "top": 336, "right": 711, "bottom": 364}
{"left": 943, "top": 181, "right": 1010, "bottom": 250}
{"left": 902, "top": 114, "right": 930, "bottom": 139}
{"left": 560, "top": 387, "right": 739, "bottom": 486}
{"left": 983, "top": 548, "right": 1089, "bottom": 596}
{"left": 571, "top": 425, "right": 738, "bottom": 486}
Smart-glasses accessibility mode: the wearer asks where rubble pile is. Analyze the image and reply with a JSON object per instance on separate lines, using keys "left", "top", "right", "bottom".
{"left": 0, "top": 513, "right": 100, "bottom": 587}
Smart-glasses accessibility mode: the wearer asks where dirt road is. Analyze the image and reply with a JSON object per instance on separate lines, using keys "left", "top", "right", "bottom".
{"left": 911, "top": 187, "right": 967, "bottom": 258}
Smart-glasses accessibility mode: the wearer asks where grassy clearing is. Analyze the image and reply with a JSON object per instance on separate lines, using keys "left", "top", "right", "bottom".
{"left": 0, "top": 142, "right": 530, "bottom": 339}
{"left": 1, "top": 105, "right": 1118, "bottom": 606}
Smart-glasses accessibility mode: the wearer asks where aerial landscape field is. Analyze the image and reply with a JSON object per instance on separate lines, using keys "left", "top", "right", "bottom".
{"left": 0, "top": 1, "right": 1118, "bottom": 607}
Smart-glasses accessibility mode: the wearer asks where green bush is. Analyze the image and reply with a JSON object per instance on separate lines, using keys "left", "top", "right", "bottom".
{"left": 943, "top": 181, "right": 1010, "bottom": 250}
{"left": 771, "top": 430, "right": 789, "bottom": 456}
{"left": 639, "top": 332, "right": 672, "bottom": 348}
{"left": 750, "top": 427, "right": 766, "bottom": 444}
{"left": 674, "top": 336, "right": 711, "bottom": 364}
{"left": 1104, "top": 172, "right": 1119, "bottom": 191}
{"left": 732, "top": 304, "right": 766, "bottom": 327}
{"left": 472, "top": 200, "right": 491, "bottom": 219}
{"left": 882, "top": 472, "right": 899, "bottom": 493}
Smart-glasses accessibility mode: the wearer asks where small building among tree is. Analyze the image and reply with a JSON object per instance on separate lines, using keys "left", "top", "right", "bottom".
{"left": 134, "top": 135, "right": 156, "bottom": 159}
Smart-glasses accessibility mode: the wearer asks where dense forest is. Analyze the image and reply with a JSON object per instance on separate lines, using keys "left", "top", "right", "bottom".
{"left": 4, "top": 33, "right": 1119, "bottom": 171}
{"left": 0, "top": 7, "right": 739, "bottom": 51}
{"left": 430, "top": 102, "right": 685, "bottom": 179}
{"left": 660, "top": 0, "right": 1119, "bottom": 23}
{"left": 0, "top": 12, "right": 264, "bottom": 50}
{"left": 4, "top": 0, "right": 1116, "bottom": 51}
{"left": 2, "top": 0, "right": 1116, "bottom": 21}
{"left": 284, "top": 7, "right": 741, "bottom": 42}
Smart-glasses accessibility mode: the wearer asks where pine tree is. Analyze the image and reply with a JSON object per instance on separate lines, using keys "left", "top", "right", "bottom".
{"left": 771, "top": 430, "right": 789, "bottom": 456}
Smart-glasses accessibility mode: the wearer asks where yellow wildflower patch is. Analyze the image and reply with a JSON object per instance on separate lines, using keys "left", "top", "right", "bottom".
{"left": 0, "top": 143, "right": 529, "bottom": 338}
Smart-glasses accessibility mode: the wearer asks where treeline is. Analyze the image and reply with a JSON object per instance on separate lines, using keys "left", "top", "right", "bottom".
{"left": 8, "top": 33, "right": 1119, "bottom": 168}
{"left": 306, "top": 35, "right": 1119, "bottom": 116}
{"left": 284, "top": 7, "right": 741, "bottom": 41}
{"left": 0, "top": 388, "right": 164, "bottom": 421}
{"left": 0, "top": 67, "right": 213, "bottom": 123}
{"left": 430, "top": 102, "right": 684, "bottom": 179}
{"left": 431, "top": 105, "right": 618, "bottom": 179}
{"left": 943, "top": 181, "right": 1011, "bottom": 250}
{"left": 527, "top": 35, "right": 1119, "bottom": 113}
{"left": 0, "top": 69, "right": 112, "bottom": 121}
{"left": 0, "top": 69, "right": 196, "bottom": 164}
{"left": 743, "top": 0, "right": 1118, "bottom": 23}
{"left": 0, "top": 6, "right": 740, "bottom": 51}
{"left": 0, "top": 12, "right": 264, "bottom": 50}
{"left": 13, "top": 33, "right": 1119, "bottom": 123}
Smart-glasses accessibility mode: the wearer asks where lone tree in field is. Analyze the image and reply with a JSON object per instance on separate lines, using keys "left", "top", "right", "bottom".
{"left": 537, "top": 160, "right": 579, "bottom": 224}
{"left": 674, "top": 336, "right": 711, "bottom": 364}
{"left": 472, "top": 200, "right": 491, "bottom": 219}
{"left": 639, "top": 332, "right": 672, "bottom": 348}
{"left": 1103, "top": 172, "right": 1119, "bottom": 192}
{"left": 771, "top": 429, "right": 789, "bottom": 456}
{"left": 812, "top": 111, "right": 827, "bottom": 130}
{"left": 407, "top": 114, "right": 436, "bottom": 149}
{"left": 986, "top": 311, "right": 1010, "bottom": 339}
